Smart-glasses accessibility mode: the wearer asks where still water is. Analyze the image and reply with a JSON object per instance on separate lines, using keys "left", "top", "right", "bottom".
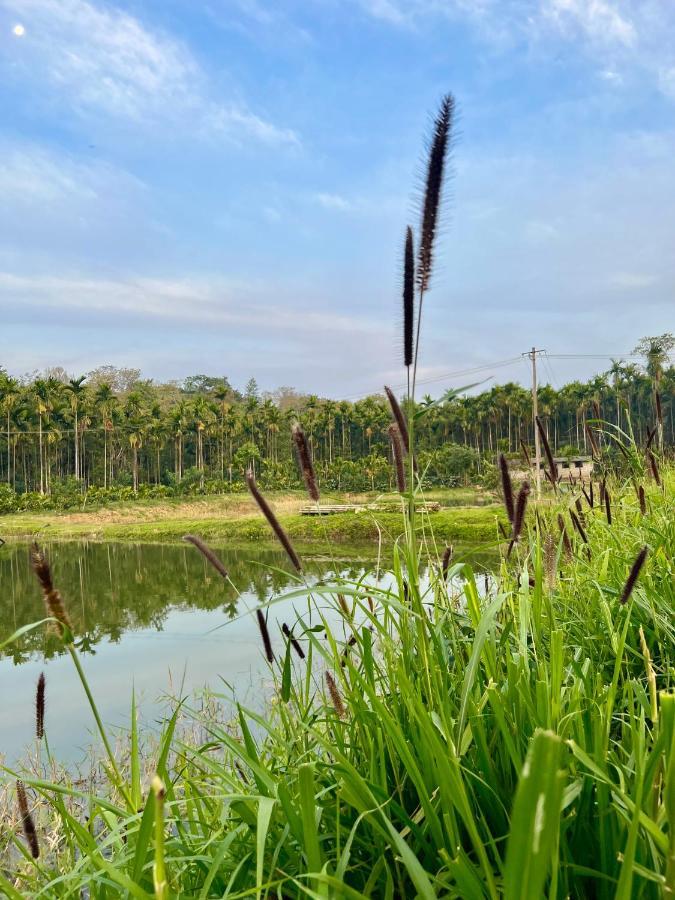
{"left": 0, "top": 540, "right": 489, "bottom": 763}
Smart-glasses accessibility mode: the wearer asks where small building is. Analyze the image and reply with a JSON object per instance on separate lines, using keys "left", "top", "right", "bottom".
{"left": 535, "top": 456, "right": 594, "bottom": 483}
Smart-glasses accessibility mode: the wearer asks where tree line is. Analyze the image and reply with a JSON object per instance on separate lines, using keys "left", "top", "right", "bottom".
{"left": 0, "top": 334, "right": 672, "bottom": 499}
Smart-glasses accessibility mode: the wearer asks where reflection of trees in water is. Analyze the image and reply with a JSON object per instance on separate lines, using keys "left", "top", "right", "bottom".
{"left": 0, "top": 543, "right": 495, "bottom": 665}
{"left": 0, "top": 542, "right": 311, "bottom": 664}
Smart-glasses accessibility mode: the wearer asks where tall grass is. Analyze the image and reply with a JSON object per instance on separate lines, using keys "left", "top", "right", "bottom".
{"left": 2, "top": 95, "right": 675, "bottom": 898}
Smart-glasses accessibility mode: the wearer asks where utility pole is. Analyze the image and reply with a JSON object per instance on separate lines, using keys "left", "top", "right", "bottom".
{"left": 524, "top": 348, "right": 545, "bottom": 497}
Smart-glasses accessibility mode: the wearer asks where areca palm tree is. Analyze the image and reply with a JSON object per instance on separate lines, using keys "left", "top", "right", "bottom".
{"left": 0, "top": 375, "right": 19, "bottom": 485}
{"left": 94, "top": 383, "right": 116, "bottom": 489}
{"left": 65, "top": 376, "right": 87, "bottom": 481}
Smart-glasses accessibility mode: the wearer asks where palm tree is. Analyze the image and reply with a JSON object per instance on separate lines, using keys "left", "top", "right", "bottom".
{"left": 94, "top": 383, "right": 115, "bottom": 489}
{"left": 65, "top": 376, "right": 87, "bottom": 481}
{"left": 0, "top": 375, "right": 19, "bottom": 486}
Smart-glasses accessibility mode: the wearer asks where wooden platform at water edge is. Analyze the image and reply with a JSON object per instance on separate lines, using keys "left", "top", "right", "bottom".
{"left": 299, "top": 502, "right": 441, "bottom": 516}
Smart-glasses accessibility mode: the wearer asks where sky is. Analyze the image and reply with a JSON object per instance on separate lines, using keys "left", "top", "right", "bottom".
{"left": 0, "top": 0, "right": 673, "bottom": 399}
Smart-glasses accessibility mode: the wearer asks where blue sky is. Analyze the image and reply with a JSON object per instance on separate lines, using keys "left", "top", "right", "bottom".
{"left": 0, "top": 0, "right": 673, "bottom": 398}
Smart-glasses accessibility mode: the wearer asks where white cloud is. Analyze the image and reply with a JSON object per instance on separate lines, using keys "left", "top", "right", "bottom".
{"left": 607, "top": 272, "right": 659, "bottom": 289}
{"left": 544, "top": 0, "right": 635, "bottom": 45}
{"left": 0, "top": 271, "right": 377, "bottom": 335}
{"left": 314, "top": 192, "right": 352, "bottom": 211}
{"left": 0, "top": 143, "right": 141, "bottom": 205}
{"left": 658, "top": 67, "right": 675, "bottom": 100}
{"left": 0, "top": 0, "right": 298, "bottom": 145}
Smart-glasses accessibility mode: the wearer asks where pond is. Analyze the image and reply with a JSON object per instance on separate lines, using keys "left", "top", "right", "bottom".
{"left": 0, "top": 540, "right": 492, "bottom": 763}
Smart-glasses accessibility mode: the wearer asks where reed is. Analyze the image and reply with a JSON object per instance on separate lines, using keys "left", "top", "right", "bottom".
{"left": 325, "top": 671, "right": 346, "bottom": 719}
{"left": 384, "top": 386, "right": 410, "bottom": 453}
{"left": 35, "top": 673, "right": 45, "bottom": 741}
{"left": 282, "top": 623, "right": 305, "bottom": 659}
{"left": 647, "top": 448, "right": 661, "bottom": 486}
{"left": 441, "top": 544, "right": 453, "bottom": 581}
{"left": 508, "top": 481, "right": 530, "bottom": 556}
{"left": 569, "top": 509, "right": 588, "bottom": 544}
{"left": 619, "top": 546, "right": 648, "bottom": 605}
{"left": 535, "top": 416, "right": 558, "bottom": 487}
{"left": 16, "top": 781, "right": 39, "bottom": 859}
{"left": 182, "top": 534, "right": 228, "bottom": 579}
{"left": 292, "top": 422, "right": 319, "bottom": 502}
{"left": 499, "top": 453, "right": 514, "bottom": 525}
{"left": 557, "top": 513, "right": 573, "bottom": 560}
{"left": 246, "top": 469, "right": 302, "bottom": 571}
{"left": 388, "top": 424, "right": 406, "bottom": 493}
{"left": 402, "top": 226, "right": 415, "bottom": 369}
{"left": 30, "top": 543, "right": 72, "bottom": 638}
{"left": 256, "top": 609, "right": 274, "bottom": 663}
{"left": 604, "top": 488, "right": 612, "bottom": 525}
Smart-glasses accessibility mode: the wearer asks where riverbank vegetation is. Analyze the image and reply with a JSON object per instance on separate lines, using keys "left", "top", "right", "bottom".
{"left": 0, "top": 333, "right": 672, "bottom": 502}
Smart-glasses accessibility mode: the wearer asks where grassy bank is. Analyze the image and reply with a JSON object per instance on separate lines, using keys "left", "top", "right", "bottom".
{"left": 0, "top": 488, "right": 502, "bottom": 546}
{"left": 1, "top": 465, "right": 673, "bottom": 897}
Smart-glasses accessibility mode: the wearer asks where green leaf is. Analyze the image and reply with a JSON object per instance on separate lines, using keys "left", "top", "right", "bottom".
{"left": 504, "top": 730, "right": 566, "bottom": 900}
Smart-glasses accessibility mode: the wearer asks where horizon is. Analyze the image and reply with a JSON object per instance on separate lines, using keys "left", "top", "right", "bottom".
{"left": 1, "top": 0, "right": 674, "bottom": 395}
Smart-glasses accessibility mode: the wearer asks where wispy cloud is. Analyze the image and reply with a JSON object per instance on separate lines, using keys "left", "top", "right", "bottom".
{"left": 0, "top": 271, "right": 378, "bottom": 335}
{"left": 313, "top": 192, "right": 352, "bottom": 212}
{"left": 1, "top": 0, "right": 298, "bottom": 145}
{"left": 543, "top": 0, "right": 635, "bottom": 46}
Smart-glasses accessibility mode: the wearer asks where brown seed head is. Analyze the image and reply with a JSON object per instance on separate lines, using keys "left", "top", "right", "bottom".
{"left": 16, "top": 781, "right": 40, "bottom": 859}
{"left": 183, "top": 534, "right": 228, "bottom": 579}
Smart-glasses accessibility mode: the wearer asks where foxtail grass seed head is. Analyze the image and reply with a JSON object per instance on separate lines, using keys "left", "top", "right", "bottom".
{"left": 417, "top": 93, "right": 454, "bottom": 294}
{"left": 256, "top": 609, "right": 274, "bottom": 663}
{"left": 569, "top": 509, "right": 588, "bottom": 543}
{"left": 292, "top": 423, "right": 319, "bottom": 502}
{"left": 575, "top": 497, "right": 585, "bottom": 525}
{"left": 536, "top": 417, "right": 558, "bottom": 487}
{"left": 599, "top": 479, "right": 606, "bottom": 505}
{"left": 16, "top": 781, "right": 39, "bottom": 859}
{"left": 36, "top": 672, "right": 45, "bottom": 740}
{"left": 590, "top": 481, "right": 594, "bottom": 507}
{"left": 520, "top": 440, "right": 531, "bottom": 468}
{"left": 499, "top": 454, "right": 514, "bottom": 525}
{"left": 581, "top": 483, "right": 593, "bottom": 508}
{"left": 183, "top": 534, "right": 228, "bottom": 579}
{"left": 30, "top": 543, "right": 72, "bottom": 639}
{"left": 544, "top": 533, "right": 556, "bottom": 591}
{"left": 388, "top": 423, "right": 406, "bottom": 493}
{"left": 338, "top": 594, "right": 351, "bottom": 618}
{"left": 646, "top": 426, "right": 657, "bottom": 449}
{"left": 647, "top": 449, "right": 661, "bottom": 486}
{"left": 557, "top": 513, "right": 572, "bottom": 561}
{"left": 384, "top": 386, "right": 410, "bottom": 454}
{"left": 619, "top": 547, "right": 648, "bottom": 605}
{"left": 604, "top": 488, "right": 612, "bottom": 525}
{"left": 246, "top": 469, "right": 302, "bottom": 571}
{"left": 508, "top": 481, "right": 530, "bottom": 556}
{"left": 282, "top": 623, "right": 305, "bottom": 660}
{"left": 638, "top": 484, "right": 647, "bottom": 515}
{"left": 403, "top": 226, "right": 415, "bottom": 367}
{"left": 441, "top": 544, "right": 453, "bottom": 581}
{"left": 341, "top": 634, "right": 358, "bottom": 667}
{"left": 325, "top": 671, "right": 346, "bottom": 720}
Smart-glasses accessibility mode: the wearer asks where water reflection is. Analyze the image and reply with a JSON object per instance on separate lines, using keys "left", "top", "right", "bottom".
{"left": 0, "top": 540, "right": 493, "bottom": 761}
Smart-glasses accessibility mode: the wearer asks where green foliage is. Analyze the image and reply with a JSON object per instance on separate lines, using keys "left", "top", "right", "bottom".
{"left": 2, "top": 458, "right": 674, "bottom": 896}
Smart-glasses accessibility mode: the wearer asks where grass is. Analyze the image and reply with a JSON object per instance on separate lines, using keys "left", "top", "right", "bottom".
{"left": 0, "top": 487, "right": 500, "bottom": 546}
{"left": 1, "top": 460, "right": 673, "bottom": 897}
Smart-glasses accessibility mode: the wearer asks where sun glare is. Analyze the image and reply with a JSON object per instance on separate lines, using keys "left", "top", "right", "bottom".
{"left": 12, "top": 23, "right": 25, "bottom": 37}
